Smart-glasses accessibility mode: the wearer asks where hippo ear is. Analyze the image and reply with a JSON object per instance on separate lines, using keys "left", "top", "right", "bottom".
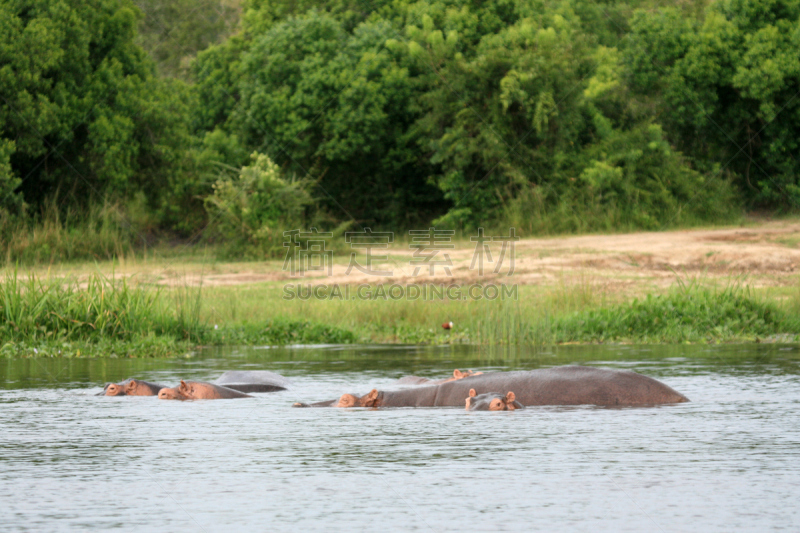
{"left": 363, "top": 389, "right": 379, "bottom": 407}
{"left": 506, "top": 391, "right": 516, "bottom": 403}
{"left": 126, "top": 380, "right": 137, "bottom": 391}
{"left": 179, "top": 380, "right": 188, "bottom": 392}
{"left": 453, "top": 369, "right": 463, "bottom": 379}
{"left": 469, "top": 388, "right": 477, "bottom": 397}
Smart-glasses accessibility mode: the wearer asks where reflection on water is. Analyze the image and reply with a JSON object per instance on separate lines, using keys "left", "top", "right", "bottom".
{"left": 1, "top": 344, "right": 800, "bottom": 531}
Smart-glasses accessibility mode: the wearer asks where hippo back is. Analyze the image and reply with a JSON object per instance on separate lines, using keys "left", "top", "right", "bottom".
{"left": 435, "top": 366, "right": 689, "bottom": 407}
{"left": 215, "top": 370, "right": 291, "bottom": 393}
{"left": 396, "top": 376, "right": 432, "bottom": 385}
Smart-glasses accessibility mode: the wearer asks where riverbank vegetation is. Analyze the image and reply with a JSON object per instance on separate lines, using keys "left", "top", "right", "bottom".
{"left": 3, "top": 0, "right": 800, "bottom": 264}
{"left": 2, "top": 268, "right": 797, "bottom": 357}
{"left": 3, "top": 0, "right": 799, "bottom": 355}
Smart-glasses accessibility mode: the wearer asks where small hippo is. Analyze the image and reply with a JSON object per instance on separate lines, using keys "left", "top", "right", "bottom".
{"left": 465, "top": 389, "right": 523, "bottom": 411}
{"left": 396, "top": 369, "right": 483, "bottom": 386}
{"left": 158, "top": 380, "right": 252, "bottom": 400}
{"left": 98, "top": 379, "right": 166, "bottom": 396}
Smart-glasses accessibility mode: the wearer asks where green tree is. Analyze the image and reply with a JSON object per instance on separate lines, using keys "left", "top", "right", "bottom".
{"left": 191, "top": 0, "right": 742, "bottom": 233}
{"left": 133, "top": 0, "right": 241, "bottom": 79}
{"left": 199, "top": 9, "right": 445, "bottom": 227}
{"left": 0, "top": 0, "right": 191, "bottom": 215}
{"left": 627, "top": 0, "right": 800, "bottom": 208}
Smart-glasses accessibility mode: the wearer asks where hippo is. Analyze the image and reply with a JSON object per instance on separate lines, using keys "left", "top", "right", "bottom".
{"left": 98, "top": 379, "right": 166, "bottom": 396}
{"left": 466, "top": 389, "right": 523, "bottom": 411}
{"left": 296, "top": 366, "right": 689, "bottom": 408}
{"left": 214, "top": 370, "right": 291, "bottom": 393}
{"left": 396, "top": 369, "right": 483, "bottom": 386}
{"left": 158, "top": 380, "right": 253, "bottom": 400}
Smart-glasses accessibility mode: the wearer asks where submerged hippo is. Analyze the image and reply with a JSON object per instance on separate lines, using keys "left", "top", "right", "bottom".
{"left": 466, "top": 389, "right": 523, "bottom": 411}
{"left": 214, "top": 370, "right": 291, "bottom": 393}
{"left": 98, "top": 379, "right": 166, "bottom": 396}
{"left": 297, "top": 366, "right": 689, "bottom": 408}
{"left": 396, "top": 369, "right": 483, "bottom": 386}
{"left": 158, "top": 380, "right": 252, "bottom": 400}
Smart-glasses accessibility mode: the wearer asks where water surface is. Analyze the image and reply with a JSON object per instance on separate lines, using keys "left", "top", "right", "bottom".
{"left": 2, "top": 344, "right": 799, "bottom": 531}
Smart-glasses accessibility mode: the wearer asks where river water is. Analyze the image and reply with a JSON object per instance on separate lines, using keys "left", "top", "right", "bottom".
{"left": 1, "top": 344, "right": 799, "bottom": 532}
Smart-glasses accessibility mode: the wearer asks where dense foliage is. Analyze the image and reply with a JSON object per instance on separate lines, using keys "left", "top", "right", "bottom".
{"left": 626, "top": 0, "right": 800, "bottom": 209}
{"left": 2, "top": 0, "right": 798, "bottom": 260}
{"left": 0, "top": 0, "right": 192, "bottom": 214}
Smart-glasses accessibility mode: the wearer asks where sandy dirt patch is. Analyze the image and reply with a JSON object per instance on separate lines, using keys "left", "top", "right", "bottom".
{"left": 21, "top": 220, "right": 800, "bottom": 291}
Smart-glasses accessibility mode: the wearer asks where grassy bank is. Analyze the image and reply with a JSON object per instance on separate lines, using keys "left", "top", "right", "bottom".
{"left": 2, "top": 269, "right": 798, "bottom": 357}
{"left": 201, "top": 277, "right": 800, "bottom": 346}
{"left": 0, "top": 272, "right": 355, "bottom": 357}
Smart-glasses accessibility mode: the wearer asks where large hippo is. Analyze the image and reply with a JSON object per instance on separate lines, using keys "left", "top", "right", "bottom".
{"left": 297, "top": 366, "right": 689, "bottom": 408}
{"left": 214, "top": 370, "right": 290, "bottom": 393}
{"left": 396, "top": 369, "right": 483, "bottom": 386}
{"left": 98, "top": 379, "right": 166, "bottom": 396}
{"left": 158, "top": 380, "right": 252, "bottom": 400}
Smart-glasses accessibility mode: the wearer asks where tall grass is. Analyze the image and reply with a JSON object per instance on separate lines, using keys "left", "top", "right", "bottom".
{"left": 502, "top": 181, "right": 742, "bottom": 236}
{"left": 552, "top": 279, "right": 796, "bottom": 343}
{"left": 199, "top": 276, "right": 799, "bottom": 346}
{"left": 198, "top": 278, "right": 615, "bottom": 345}
{"left": 0, "top": 271, "right": 204, "bottom": 344}
{"left": 0, "top": 271, "right": 357, "bottom": 356}
{"left": 0, "top": 199, "right": 142, "bottom": 265}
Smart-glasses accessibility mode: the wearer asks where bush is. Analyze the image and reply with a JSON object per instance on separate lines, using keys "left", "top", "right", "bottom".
{"left": 204, "top": 152, "right": 315, "bottom": 257}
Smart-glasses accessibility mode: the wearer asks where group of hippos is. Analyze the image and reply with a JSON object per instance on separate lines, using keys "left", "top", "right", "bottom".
{"left": 99, "top": 366, "right": 689, "bottom": 411}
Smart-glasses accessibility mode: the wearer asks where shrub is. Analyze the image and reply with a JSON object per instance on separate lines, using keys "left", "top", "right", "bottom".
{"left": 204, "top": 152, "right": 314, "bottom": 257}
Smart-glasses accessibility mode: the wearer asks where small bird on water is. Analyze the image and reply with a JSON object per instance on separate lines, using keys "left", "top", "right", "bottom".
{"left": 442, "top": 321, "right": 453, "bottom": 330}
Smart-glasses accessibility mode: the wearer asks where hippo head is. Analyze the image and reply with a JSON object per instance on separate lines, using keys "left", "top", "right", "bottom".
{"left": 158, "top": 380, "right": 191, "bottom": 401}
{"left": 102, "top": 379, "right": 140, "bottom": 396}
{"left": 465, "top": 389, "right": 523, "bottom": 411}
{"left": 102, "top": 382, "right": 127, "bottom": 396}
{"left": 448, "top": 369, "right": 483, "bottom": 382}
{"left": 337, "top": 389, "right": 381, "bottom": 408}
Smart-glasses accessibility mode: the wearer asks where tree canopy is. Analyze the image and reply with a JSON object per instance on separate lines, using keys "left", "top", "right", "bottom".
{"left": 2, "top": 0, "right": 798, "bottom": 255}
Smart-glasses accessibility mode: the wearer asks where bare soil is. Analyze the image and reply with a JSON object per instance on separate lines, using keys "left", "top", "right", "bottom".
{"left": 25, "top": 220, "right": 800, "bottom": 292}
{"left": 162, "top": 220, "right": 800, "bottom": 290}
